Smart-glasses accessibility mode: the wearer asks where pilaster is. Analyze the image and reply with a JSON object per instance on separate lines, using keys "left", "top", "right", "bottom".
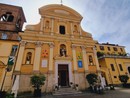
{"left": 51, "top": 18, "right": 54, "bottom": 35}
{"left": 93, "top": 47, "right": 100, "bottom": 71}
{"left": 81, "top": 46, "right": 89, "bottom": 71}
{"left": 33, "top": 41, "right": 42, "bottom": 72}
{"left": 72, "top": 45, "right": 77, "bottom": 71}
{"left": 48, "top": 43, "right": 54, "bottom": 71}
{"left": 15, "top": 41, "right": 26, "bottom": 72}
{"left": 40, "top": 17, "right": 44, "bottom": 34}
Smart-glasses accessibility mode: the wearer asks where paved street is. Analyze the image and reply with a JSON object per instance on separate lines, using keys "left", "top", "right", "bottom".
{"left": 18, "top": 87, "right": 130, "bottom": 98}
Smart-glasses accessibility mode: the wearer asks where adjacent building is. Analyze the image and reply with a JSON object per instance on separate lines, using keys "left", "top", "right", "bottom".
{"left": 95, "top": 41, "right": 130, "bottom": 85}
{"left": 0, "top": 3, "right": 26, "bottom": 91}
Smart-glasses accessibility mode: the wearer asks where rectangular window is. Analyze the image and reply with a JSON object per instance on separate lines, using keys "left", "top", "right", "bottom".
{"left": 59, "top": 25, "right": 65, "bottom": 34}
{"left": 1, "top": 33, "right": 7, "bottom": 39}
{"left": 113, "top": 47, "right": 118, "bottom": 51}
{"left": 120, "top": 48, "right": 123, "bottom": 52}
{"left": 119, "top": 64, "right": 123, "bottom": 71}
{"left": 110, "top": 64, "right": 115, "bottom": 71}
{"left": 10, "top": 45, "right": 18, "bottom": 56}
{"left": 107, "top": 47, "right": 111, "bottom": 51}
{"left": 100, "top": 46, "right": 104, "bottom": 50}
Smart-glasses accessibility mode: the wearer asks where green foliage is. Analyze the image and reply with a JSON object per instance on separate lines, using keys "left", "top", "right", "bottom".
{"left": 30, "top": 75, "right": 46, "bottom": 89}
{"left": 86, "top": 73, "right": 98, "bottom": 85}
{"left": 97, "top": 51, "right": 104, "bottom": 58}
{"left": 6, "top": 93, "right": 14, "bottom": 98}
{"left": 119, "top": 75, "right": 129, "bottom": 84}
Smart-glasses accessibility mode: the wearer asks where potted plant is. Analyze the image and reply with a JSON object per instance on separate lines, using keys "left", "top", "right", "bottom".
{"left": 30, "top": 74, "right": 46, "bottom": 97}
{"left": 86, "top": 73, "right": 98, "bottom": 92}
{"left": 119, "top": 75, "right": 129, "bottom": 87}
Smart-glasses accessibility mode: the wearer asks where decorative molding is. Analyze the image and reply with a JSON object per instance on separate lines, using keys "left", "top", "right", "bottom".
{"left": 33, "top": 70, "right": 40, "bottom": 74}
{"left": 49, "top": 43, "right": 54, "bottom": 48}
{"left": 55, "top": 61, "right": 73, "bottom": 84}
{"left": 81, "top": 46, "right": 86, "bottom": 50}
{"left": 35, "top": 41, "right": 43, "bottom": 47}
{"left": 85, "top": 70, "right": 89, "bottom": 73}
{"left": 71, "top": 45, "right": 76, "bottom": 49}
{"left": 20, "top": 41, "right": 26, "bottom": 46}
{"left": 13, "top": 71, "right": 21, "bottom": 75}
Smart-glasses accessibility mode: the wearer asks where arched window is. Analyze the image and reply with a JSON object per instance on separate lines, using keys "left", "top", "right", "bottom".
{"left": 60, "top": 44, "right": 67, "bottom": 56}
{"left": 26, "top": 52, "right": 32, "bottom": 64}
{"left": 128, "top": 67, "right": 130, "bottom": 74}
{"left": 74, "top": 25, "right": 78, "bottom": 32}
{"left": 0, "top": 12, "right": 14, "bottom": 22}
{"left": 89, "top": 55, "right": 93, "bottom": 65}
{"left": 45, "top": 20, "right": 49, "bottom": 28}
{"left": 59, "top": 25, "right": 65, "bottom": 34}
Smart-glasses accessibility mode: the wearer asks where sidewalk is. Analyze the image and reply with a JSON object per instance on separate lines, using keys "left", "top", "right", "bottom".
{"left": 17, "top": 87, "right": 130, "bottom": 98}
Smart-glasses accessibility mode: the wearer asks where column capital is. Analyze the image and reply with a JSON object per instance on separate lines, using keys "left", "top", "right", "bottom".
{"left": 71, "top": 45, "right": 76, "bottom": 49}
{"left": 81, "top": 46, "right": 86, "bottom": 50}
{"left": 20, "top": 41, "right": 26, "bottom": 46}
{"left": 35, "top": 41, "right": 43, "bottom": 47}
{"left": 49, "top": 43, "right": 54, "bottom": 48}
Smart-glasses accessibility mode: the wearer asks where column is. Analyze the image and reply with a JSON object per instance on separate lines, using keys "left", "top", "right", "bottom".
{"left": 15, "top": 41, "right": 26, "bottom": 72}
{"left": 51, "top": 18, "right": 54, "bottom": 35}
{"left": 72, "top": 45, "right": 77, "bottom": 71}
{"left": 33, "top": 42, "right": 42, "bottom": 72}
{"left": 81, "top": 46, "right": 89, "bottom": 72}
{"left": 93, "top": 47, "right": 100, "bottom": 71}
{"left": 48, "top": 43, "right": 54, "bottom": 71}
{"left": 72, "top": 45, "right": 79, "bottom": 84}
{"left": 47, "top": 43, "right": 54, "bottom": 92}
{"left": 40, "top": 17, "right": 44, "bottom": 34}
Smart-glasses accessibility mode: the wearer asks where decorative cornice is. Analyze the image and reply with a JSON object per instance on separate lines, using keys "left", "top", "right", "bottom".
{"left": 35, "top": 41, "right": 43, "bottom": 47}
{"left": 49, "top": 43, "right": 54, "bottom": 48}
{"left": 20, "top": 41, "right": 26, "bottom": 46}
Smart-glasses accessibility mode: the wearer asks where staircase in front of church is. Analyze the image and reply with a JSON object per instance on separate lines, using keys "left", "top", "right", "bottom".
{"left": 53, "top": 87, "right": 82, "bottom": 95}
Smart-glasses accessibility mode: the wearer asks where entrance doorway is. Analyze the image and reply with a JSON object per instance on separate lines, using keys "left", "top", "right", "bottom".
{"left": 58, "top": 64, "right": 69, "bottom": 87}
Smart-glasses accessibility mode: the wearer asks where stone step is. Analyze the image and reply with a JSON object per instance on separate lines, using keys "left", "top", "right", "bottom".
{"left": 53, "top": 87, "right": 82, "bottom": 96}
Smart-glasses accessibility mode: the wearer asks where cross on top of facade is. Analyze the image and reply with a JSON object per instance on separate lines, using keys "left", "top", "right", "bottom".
{"left": 61, "top": 0, "right": 63, "bottom": 5}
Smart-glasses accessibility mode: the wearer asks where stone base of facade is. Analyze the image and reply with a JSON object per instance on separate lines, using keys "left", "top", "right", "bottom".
{"left": 18, "top": 72, "right": 89, "bottom": 93}
{"left": 73, "top": 72, "right": 89, "bottom": 90}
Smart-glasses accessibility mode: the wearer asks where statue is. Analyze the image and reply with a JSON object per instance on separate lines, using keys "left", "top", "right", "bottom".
{"left": 60, "top": 47, "right": 66, "bottom": 57}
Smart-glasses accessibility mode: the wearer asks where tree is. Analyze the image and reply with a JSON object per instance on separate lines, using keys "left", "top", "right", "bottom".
{"left": 86, "top": 73, "right": 98, "bottom": 85}
{"left": 30, "top": 75, "right": 46, "bottom": 97}
{"left": 119, "top": 75, "right": 129, "bottom": 84}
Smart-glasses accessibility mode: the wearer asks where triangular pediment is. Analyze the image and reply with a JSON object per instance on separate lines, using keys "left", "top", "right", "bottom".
{"left": 39, "top": 4, "right": 83, "bottom": 21}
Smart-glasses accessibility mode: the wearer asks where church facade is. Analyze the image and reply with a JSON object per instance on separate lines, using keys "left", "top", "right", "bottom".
{"left": 13, "top": 4, "right": 101, "bottom": 92}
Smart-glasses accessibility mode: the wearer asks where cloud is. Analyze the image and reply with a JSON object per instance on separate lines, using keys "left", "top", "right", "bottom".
{"left": 1, "top": 0, "right": 130, "bottom": 52}
{"left": 81, "top": 0, "right": 130, "bottom": 52}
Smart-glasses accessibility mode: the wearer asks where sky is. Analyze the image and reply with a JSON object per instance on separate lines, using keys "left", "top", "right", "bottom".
{"left": 1, "top": 0, "right": 130, "bottom": 52}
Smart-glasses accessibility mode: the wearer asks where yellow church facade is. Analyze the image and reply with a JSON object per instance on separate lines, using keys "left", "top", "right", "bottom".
{"left": 13, "top": 4, "right": 100, "bottom": 92}
{"left": 95, "top": 42, "right": 130, "bottom": 85}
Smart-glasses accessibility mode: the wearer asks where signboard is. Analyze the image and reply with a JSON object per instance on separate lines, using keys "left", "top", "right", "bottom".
{"left": 78, "top": 61, "right": 83, "bottom": 68}
{"left": 8, "top": 56, "right": 15, "bottom": 65}
{"left": 42, "top": 60, "right": 48, "bottom": 67}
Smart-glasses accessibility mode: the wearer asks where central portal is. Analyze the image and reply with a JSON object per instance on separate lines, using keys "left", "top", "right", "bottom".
{"left": 58, "top": 64, "right": 69, "bottom": 87}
